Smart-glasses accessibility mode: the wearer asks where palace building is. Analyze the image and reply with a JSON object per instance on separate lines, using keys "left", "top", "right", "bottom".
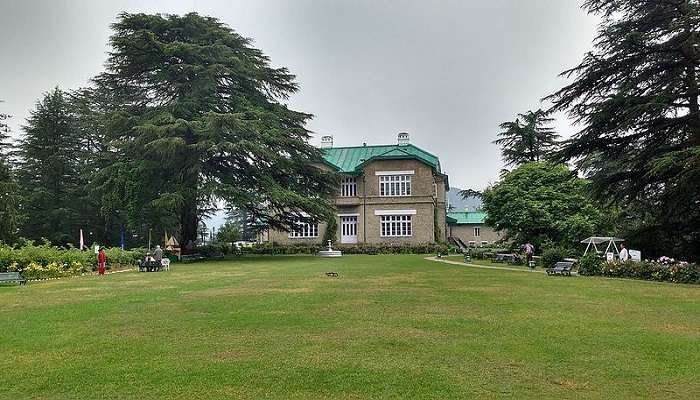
{"left": 260, "top": 133, "right": 449, "bottom": 245}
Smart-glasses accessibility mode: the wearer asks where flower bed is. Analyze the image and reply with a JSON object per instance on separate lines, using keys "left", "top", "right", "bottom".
{"left": 577, "top": 254, "right": 699, "bottom": 285}
{"left": 0, "top": 242, "right": 145, "bottom": 280}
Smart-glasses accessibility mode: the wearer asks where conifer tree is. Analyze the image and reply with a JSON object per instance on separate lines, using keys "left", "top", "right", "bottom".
{"left": 94, "top": 13, "right": 337, "bottom": 249}
{"left": 548, "top": 0, "right": 700, "bottom": 259}
{"left": 0, "top": 101, "right": 10, "bottom": 153}
{"left": 17, "top": 88, "right": 83, "bottom": 244}
{"left": 493, "top": 109, "right": 559, "bottom": 167}
{"left": 0, "top": 101, "right": 21, "bottom": 243}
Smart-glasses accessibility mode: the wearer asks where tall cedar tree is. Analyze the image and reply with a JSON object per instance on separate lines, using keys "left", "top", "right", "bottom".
{"left": 17, "top": 88, "right": 83, "bottom": 244}
{"left": 94, "top": 13, "right": 337, "bottom": 249}
{"left": 0, "top": 101, "right": 21, "bottom": 243}
{"left": 67, "top": 88, "right": 128, "bottom": 246}
{"left": 493, "top": 109, "right": 560, "bottom": 168}
{"left": 0, "top": 101, "right": 10, "bottom": 152}
{"left": 547, "top": 0, "right": 700, "bottom": 260}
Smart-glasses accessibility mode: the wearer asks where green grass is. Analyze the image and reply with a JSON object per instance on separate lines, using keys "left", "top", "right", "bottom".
{"left": 1, "top": 255, "right": 698, "bottom": 399}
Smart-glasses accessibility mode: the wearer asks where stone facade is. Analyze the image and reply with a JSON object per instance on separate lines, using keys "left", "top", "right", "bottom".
{"left": 264, "top": 157, "right": 448, "bottom": 245}
{"left": 448, "top": 224, "right": 501, "bottom": 246}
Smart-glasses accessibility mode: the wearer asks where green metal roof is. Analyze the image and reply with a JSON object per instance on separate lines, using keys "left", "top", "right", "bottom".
{"left": 447, "top": 211, "right": 486, "bottom": 225}
{"left": 322, "top": 144, "right": 442, "bottom": 174}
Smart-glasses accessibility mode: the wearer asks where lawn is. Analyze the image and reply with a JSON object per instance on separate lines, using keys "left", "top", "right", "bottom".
{"left": 1, "top": 255, "right": 698, "bottom": 399}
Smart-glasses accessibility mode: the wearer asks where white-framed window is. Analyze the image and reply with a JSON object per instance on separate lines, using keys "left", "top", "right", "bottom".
{"left": 481, "top": 241, "right": 489, "bottom": 246}
{"left": 474, "top": 227, "right": 481, "bottom": 237}
{"left": 380, "top": 215, "right": 412, "bottom": 237}
{"left": 379, "top": 175, "right": 411, "bottom": 197}
{"left": 288, "top": 219, "right": 319, "bottom": 238}
{"left": 340, "top": 177, "right": 357, "bottom": 197}
{"left": 468, "top": 241, "right": 476, "bottom": 247}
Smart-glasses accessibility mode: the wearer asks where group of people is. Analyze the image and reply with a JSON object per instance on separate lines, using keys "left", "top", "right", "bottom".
{"left": 140, "top": 245, "right": 165, "bottom": 272}
{"left": 95, "top": 245, "right": 165, "bottom": 276}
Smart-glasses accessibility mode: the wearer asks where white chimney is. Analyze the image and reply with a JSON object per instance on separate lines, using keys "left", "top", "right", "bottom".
{"left": 397, "top": 132, "right": 410, "bottom": 146}
{"left": 320, "top": 135, "right": 333, "bottom": 148}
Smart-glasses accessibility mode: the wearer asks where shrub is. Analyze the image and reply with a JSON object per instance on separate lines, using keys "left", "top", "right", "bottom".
{"left": 242, "top": 243, "right": 451, "bottom": 256}
{"left": 577, "top": 253, "right": 602, "bottom": 276}
{"left": 197, "top": 243, "right": 228, "bottom": 258}
{"left": 582, "top": 259, "right": 699, "bottom": 285}
{"left": 0, "top": 242, "right": 144, "bottom": 279}
{"left": 541, "top": 248, "right": 568, "bottom": 269}
{"left": 468, "top": 247, "right": 509, "bottom": 260}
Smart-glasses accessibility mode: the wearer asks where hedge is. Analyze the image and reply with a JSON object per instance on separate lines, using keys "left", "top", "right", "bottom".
{"left": 242, "top": 243, "right": 452, "bottom": 256}
{"left": 0, "top": 242, "right": 145, "bottom": 280}
{"left": 577, "top": 254, "right": 699, "bottom": 285}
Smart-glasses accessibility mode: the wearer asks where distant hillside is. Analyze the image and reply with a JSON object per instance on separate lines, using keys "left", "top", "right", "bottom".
{"left": 448, "top": 188, "right": 482, "bottom": 212}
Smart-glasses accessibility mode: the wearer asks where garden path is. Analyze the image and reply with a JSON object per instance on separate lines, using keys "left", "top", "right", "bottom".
{"left": 425, "top": 257, "right": 555, "bottom": 274}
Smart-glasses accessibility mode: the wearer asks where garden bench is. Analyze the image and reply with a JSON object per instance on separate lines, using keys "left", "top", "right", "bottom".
{"left": 0, "top": 272, "right": 27, "bottom": 285}
{"left": 546, "top": 261, "right": 574, "bottom": 276}
{"left": 138, "top": 259, "right": 164, "bottom": 272}
{"left": 492, "top": 253, "right": 516, "bottom": 264}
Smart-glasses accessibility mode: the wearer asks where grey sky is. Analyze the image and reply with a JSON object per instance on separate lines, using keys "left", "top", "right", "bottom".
{"left": 0, "top": 0, "right": 598, "bottom": 190}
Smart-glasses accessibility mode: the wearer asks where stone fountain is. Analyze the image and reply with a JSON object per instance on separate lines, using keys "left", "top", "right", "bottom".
{"left": 318, "top": 240, "right": 342, "bottom": 257}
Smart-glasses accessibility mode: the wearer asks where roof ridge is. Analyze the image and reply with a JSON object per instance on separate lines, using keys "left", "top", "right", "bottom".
{"left": 323, "top": 144, "right": 402, "bottom": 150}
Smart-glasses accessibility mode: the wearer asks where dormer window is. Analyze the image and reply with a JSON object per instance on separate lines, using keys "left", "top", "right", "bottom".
{"left": 340, "top": 177, "right": 357, "bottom": 197}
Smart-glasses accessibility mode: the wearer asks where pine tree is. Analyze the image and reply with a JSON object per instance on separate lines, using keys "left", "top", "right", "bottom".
{"left": 17, "top": 88, "right": 83, "bottom": 244}
{"left": 0, "top": 102, "right": 10, "bottom": 153}
{"left": 67, "top": 88, "right": 125, "bottom": 245}
{"left": 493, "top": 109, "right": 559, "bottom": 167}
{"left": 0, "top": 101, "right": 21, "bottom": 243}
{"left": 94, "top": 12, "right": 337, "bottom": 250}
{"left": 547, "top": 0, "right": 700, "bottom": 260}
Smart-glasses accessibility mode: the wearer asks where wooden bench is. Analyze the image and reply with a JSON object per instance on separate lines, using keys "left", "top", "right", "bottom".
{"left": 138, "top": 259, "right": 164, "bottom": 272}
{"left": 0, "top": 272, "right": 27, "bottom": 285}
{"left": 492, "top": 253, "right": 518, "bottom": 264}
{"left": 546, "top": 261, "right": 574, "bottom": 276}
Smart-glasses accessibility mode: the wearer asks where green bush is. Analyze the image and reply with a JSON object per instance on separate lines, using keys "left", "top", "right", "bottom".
{"left": 541, "top": 248, "right": 569, "bottom": 269}
{"left": 577, "top": 253, "right": 602, "bottom": 276}
{"left": 582, "top": 259, "right": 698, "bottom": 284}
{"left": 197, "top": 243, "right": 228, "bottom": 258}
{"left": 243, "top": 243, "right": 451, "bottom": 256}
{"left": 468, "top": 247, "right": 509, "bottom": 260}
{"left": 0, "top": 242, "right": 144, "bottom": 280}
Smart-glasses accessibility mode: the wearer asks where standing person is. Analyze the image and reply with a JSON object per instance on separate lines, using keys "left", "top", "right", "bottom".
{"left": 619, "top": 243, "right": 630, "bottom": 262}
{"left": 524, "top": 242, "right": 535, "bottom": 269}
{"left": 153, "top": 245, "right": 163, "bottom": 271}
{"left": 97, "top": 248, "right": 107, "bottom": 275}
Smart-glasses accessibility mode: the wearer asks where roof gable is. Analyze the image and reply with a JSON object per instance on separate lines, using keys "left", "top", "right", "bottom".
{"left": 322, "top": 144, "right": 441, "bottom": 174}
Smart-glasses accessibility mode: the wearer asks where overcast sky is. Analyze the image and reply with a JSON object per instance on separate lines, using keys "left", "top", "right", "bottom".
{"left": 0, "top": 0, "right": 599, "bottom": 190}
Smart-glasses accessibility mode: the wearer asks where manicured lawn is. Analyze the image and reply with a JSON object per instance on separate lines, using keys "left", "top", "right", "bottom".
{"left": 1, "top": 255, "right": 698, "bottom": 399}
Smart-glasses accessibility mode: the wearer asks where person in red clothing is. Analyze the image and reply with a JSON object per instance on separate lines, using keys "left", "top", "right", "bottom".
{"left": 97, "top": 248, "right": 107, "bottom": 275}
